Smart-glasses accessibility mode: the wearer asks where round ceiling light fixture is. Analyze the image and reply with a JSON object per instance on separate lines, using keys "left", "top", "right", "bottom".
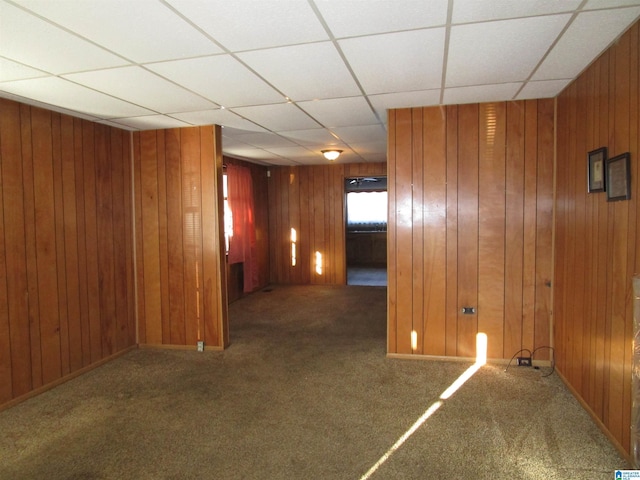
{"left": 321, "top": 149, "right": 343, "bottom": 161}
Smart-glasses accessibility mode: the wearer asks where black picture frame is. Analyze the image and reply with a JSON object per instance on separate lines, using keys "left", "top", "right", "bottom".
{"left": 588, "top": 147, "right": 607, "bottom": 193}
{"left": 606, "top": 152, "right": 631, "bottom": 202}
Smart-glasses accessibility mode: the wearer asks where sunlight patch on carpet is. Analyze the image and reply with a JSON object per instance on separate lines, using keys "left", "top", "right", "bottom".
{"left": 360, "top": 333, "right": 488, "bottom": 480}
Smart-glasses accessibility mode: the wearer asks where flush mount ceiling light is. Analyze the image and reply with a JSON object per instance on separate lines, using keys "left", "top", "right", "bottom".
{"left": 321, "top": 149, "right": 343, "bottom": 161}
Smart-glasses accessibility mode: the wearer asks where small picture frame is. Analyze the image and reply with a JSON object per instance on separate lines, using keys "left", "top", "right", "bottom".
{"left": 588, "top": 147, "right": 607, "bottom": 193}
{"left": 606, "top": 152, "right": 631, "bottom": 202}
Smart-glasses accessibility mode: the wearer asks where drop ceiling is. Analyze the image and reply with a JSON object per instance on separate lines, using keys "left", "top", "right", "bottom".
{"left": 1, "top": 0, "right": 640, "bottom": 166}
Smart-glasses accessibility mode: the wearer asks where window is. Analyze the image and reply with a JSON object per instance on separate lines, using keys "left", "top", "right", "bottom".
{"left": 346, "top": 191, "right": 387, "bottom": 232}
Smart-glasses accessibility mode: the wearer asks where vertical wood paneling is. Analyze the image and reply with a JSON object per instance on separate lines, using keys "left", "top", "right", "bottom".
{"left": 395, "top": 110, "right": 414, "bottom": 353}
{"left": 139, "top": 131, "right": 162, "bottom": 345}
{"left": 32, "top": 108, "right": 62, "bottom": 384}
{"left": 388, "top": 111, "right": 398, "bottom": 353}
{"left": 555, "top": 21, "right": 640, "bottom": 456}
{"left": 0, "top": 99, "right": 31, "bottom": 397}
{"left": 83, "top": 122, "right": 102, "bottom": 363}
{"left": 387, "top": 101, "right": 554, "bottom": 361}
{"left": 51, "top": 113, "right": 70, "bottom": 377}
{"left": 156, "top": 131, "right": 170, "bottom": 345}
{"left": 133, "top": 126, "right": 228, "bottom": 349}
{"left": 422, "top": 107, "right": 447, "bottom": 356}
{"left": 504, "top": 101, "right": 525, "bottom": 358}
{"left": 74, "top": 119, "right": 92, "bottom": 365}
{"left": 522, "top": 100, "right": 538, "bottom": 357}
{"left": 0, "top": 99, "right": 136, "bottom": 409}
{"left": 411, "top": 110, "right": 425, "bottom": 354}
{"left": 20, "top": 105, "right": 43, "bottom": 389}
{"left": 534, "top": 100, "right": 554, "bottom": 359}
{"left": 0, "top": 123, "right": 11, "bottom": 402}
{"left": 267, "top": 161, "right": 386, "bottom": 287}
{"left": 165, "top": 129, "right": 185, "bottom": 344}
{"left": 457, "top": 104, "right": 480, "bottom": 358}
{"left": 95, "top": 125, "right": 116, "bottom": 357}
{"left": 445, "top": 106, "right": 459, "bottom": 357}
{"left": 478, "top": 102, "right": 506, "bottom": 359}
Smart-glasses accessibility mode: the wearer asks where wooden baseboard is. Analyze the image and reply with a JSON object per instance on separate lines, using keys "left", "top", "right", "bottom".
{"left": 386, "top": 352, "right": 551, "bottom": 367}
{"left": 0, "top": 344, "right": 138, "bottom": 413}
{"left": 138, "top": 343, "right": 224, "bottom": 352}
{"left": 554, "top": 368, "right": 632, "bottom": 466}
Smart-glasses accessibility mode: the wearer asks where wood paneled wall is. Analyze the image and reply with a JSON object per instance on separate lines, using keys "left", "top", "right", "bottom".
{"left": 268, "top": 162, "right": 386, "bottom": 285}
{"left": 224, "top": 156, "right": 270, "bottom": 299}
{"left": 133, "top": 126, "right": 228, "bottom": 349}
{"left": 555, "top": 21, "right": 640, "bottom": 455}
{"left": 387, "top": 101, "right": 554, "bottom": 360}
{"left": 0, "top": 99, "right": 136, "bottom": 407}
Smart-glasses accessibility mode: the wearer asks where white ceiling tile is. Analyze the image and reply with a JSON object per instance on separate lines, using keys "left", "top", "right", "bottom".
{"left": 452, "top": 0, "right": 581, "bottom": 23}
{"left": 238, "top": 43, "right": 361, "bottom": 101}
{"left": 0, "top": 58, "right": 48, "bottom": 82}
{"left": 223, "top": 145, "right": 263, "bottom": 157}
{"left": 352, "top": 140, "right": 388, "bottom": 153}
{"left": 279, "top": 128, "right": 346, "bottom": 147}
{"left": 221, "top": 135, "right": 255, "bottom": 148}
{"left": 13, "top": 0, "right": 222, "bottom": 63}
{"left": 171, "top": 109, "right": 268, "bottom": 132}
{"left": 109, "top": 115, "right": 192, "bottom": 130}
{"left": 297, "top": 97, "right": 379, "bottom": 127}
{"left": 585, "top": 0, "right": 640, "bottom": 9}
{"left": 443, "top": 83, "right": 522, "bottom": 104}
{"left": 147, "top": 55, "right": 285, "bottom": 107}
{"left": 0, "top": 2, "right": 129, "bottom": 74}
{"left": 533, "top": 7, "right": 640, "bottom": 81}
{"left": 0, "top": 77, "right": 154, "bottom": 118}
{"left": 447, "top": 15, "right": 571, "bottom": 87}
{"left": 517, "top": 79, "right": 572, "bottom": 99}
{"left": 230, "top": 132, "right": 298, "bottom": 149}
{"left": 340, "top": 29, "right": 445, "bottom": 94}
{"left": 330, "top": 124, "right": 387, "bottom": 145}
{"left": 165, "top": 0, "right": 328, "bottom": 51}
{"left": 230, "top": 103, "right": 321, "bottom": 131}
{"left": 63, "top": 66, "right": 217, "bottom": 113}
{"left": 368, "top": 90, "right": 441, "bottom": 119}
{"left": 263, "top": 145, "right": 318, "bottom": 160}
{"left": 97, "top": 119, "right": 138, "bottom": 131}
{"left": 315, "top": 0, "right": 448, "bottom": 37}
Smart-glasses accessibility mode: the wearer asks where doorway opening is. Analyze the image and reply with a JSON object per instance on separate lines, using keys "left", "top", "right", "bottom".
{"left": 345, "top": 176, "right": 387, "bottom": 286}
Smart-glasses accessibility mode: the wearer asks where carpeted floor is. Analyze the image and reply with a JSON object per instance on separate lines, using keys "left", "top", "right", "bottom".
{"left": 0, "top": 284, "right": 629, "bottom": 479}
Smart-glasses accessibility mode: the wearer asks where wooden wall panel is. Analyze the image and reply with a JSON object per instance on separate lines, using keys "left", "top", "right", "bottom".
{"left": 456, "top": 104, "right": 480, "bottom": 358}
{"left": 555, "top": 21, "right": 640, "bottom": 456}
{"left": 133, "top": 126, "right": 228, "bottom": 349}
{"left": 478, "top": 102, "right": 506, "bottom": 360}
{"left": 387, "top": 101, "right": 554, "bottom": 361}
{"left": 0, "top": 98, "right": 136, "bottom": 409}
{"left": 422, "top": 107, "right": 447, "bottom": 356}
{"left": 267, "top": 162, "right": 387, "bottom": 286}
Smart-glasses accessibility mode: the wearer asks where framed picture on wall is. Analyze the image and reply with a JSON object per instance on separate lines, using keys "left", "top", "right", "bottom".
{"left": 606, "top": 152, "right": 631, "bottom": 201}
{"left": 588, "top": 147, "right": 607, "bottom": 193}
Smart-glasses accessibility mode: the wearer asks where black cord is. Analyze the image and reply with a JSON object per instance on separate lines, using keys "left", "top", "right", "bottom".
{"left": 532, "top": 346, "right": 555, "bottom": 377}
{"left": 504, "top": 348, "right": 533, "bottom": 373}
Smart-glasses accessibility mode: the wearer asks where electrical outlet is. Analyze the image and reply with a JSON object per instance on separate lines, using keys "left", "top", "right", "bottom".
{"left": 197, "top": 341, "right": 204, "bottom": 352}
{"left": 517, "top": 357, "right": 532, "bottom": 367}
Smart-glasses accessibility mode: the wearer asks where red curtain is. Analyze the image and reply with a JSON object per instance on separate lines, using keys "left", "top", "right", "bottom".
{"left": 227, "top": 164, "right": 258, "bottom": 293}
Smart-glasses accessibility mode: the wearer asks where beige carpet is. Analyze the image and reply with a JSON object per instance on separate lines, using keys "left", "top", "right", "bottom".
{"left": 0, "top": 284, "right": 628, "bottom": 479}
